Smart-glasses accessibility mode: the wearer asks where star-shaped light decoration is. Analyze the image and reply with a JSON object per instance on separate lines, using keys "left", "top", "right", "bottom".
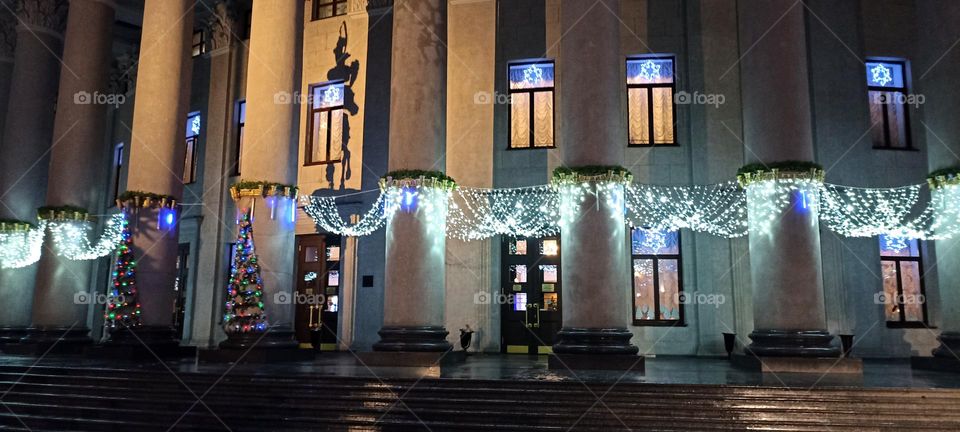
{"left": 322, "top": 86, "right": 343, "bottom": 106}
{"left": 523, "top": 64, "right": 544, "bottom": 86}
{"left": 190, "top": 115, "right": 201, "bottom": 136}
{"left": 638, "top": 60, "right": 662, "bottom": 82}
{"left": 871, "top": 63, "right": 893, "bottom": 87}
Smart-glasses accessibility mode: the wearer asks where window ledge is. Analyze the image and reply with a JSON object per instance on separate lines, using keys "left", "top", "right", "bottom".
{"left": 885, "top": 322, "right": 932, "bottom": 329}
{"left": 873, "top": 146, "right": 919, "bottom": 152}
{"left": 628, "top": 143, "right": 681, "bottom": 148}
{"left": 633, "top": 320, "right": 686, "bottom": 327}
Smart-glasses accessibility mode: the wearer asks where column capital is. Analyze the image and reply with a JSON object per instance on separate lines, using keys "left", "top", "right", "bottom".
{"left": 205, "top": 0, "right": 241, "bottom": 53}
{"left": 16, "top": 0, "right": 67, "bottom": 34}
{"left": 0, "top": 8, "right": 16, "bottom": 62}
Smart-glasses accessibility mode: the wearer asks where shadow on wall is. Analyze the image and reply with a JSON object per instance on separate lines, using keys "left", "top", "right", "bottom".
{"left": 327, "top": 22, "right": 360, "bottom": 190}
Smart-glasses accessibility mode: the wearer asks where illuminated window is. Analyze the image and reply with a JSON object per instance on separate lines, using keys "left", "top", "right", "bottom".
{"left": 627, "top": 57, "right": 676, "bottom": 146}
{"left": 233, "top": 100, "right": 245, "bottom": 176}
{"left": 866, "top": 60, "right": 912, "bottom": 149}
{"left": 306, "top": 82, "right": 345, "bottom": 165}
{"left": 631, "top": 228, "right": 682, "bottom": 325}
{"left": 192, "top": 30, "right": 205, "bottom": 57}
{"left": 183, "top": 113, "right": 201, "bottom": 184}
{"left": 879, "top": 235, "right": 927, "bottom": 326}
{"left": 111, "top": 143, "right": 124, "bottom": 203}
{"left": 508, "top": 61, "right": 554, "bottom": 149}
{"left": 312, "top": 0, "right": 347, "bottom": 20}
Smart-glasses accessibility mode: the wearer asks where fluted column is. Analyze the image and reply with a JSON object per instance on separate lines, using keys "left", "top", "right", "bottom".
{"left": 0, "top": 0, "right": 66, "bottom": 343}
{"left": 550, "top": 0, "right": 637, "bottom": 362}
{"left": 193, "top": 0, "right": 240, "bottom": 347}
{"left": 739, "top": 0, "right": 837, "bottom": 357}
{"left": 221, "top": 0, "right": 302, "bottom": 349}
{"left": 917, "top": 1, "right": 960, "bottom": 359}
{"left": 116, "top": 0, "right": 194, "bottom": 346}
{"left": 372, "top": 0, "right": 451, "bottom": 352}
{"left": 23, "top": 0, "right": 117, "bottom": 347}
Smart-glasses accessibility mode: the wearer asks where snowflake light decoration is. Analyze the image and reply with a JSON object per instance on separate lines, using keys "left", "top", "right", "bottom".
{"left": 189, "top": 115, "right": 201, "bottom": 136}
{"left": 871, "top": 63, "right": 893, "bottom": 87}
{"left": 322, "top": 86, "right": 343, "bottom": 106}
{"left": 523, "top": 64, "right": 544, "bottom": 86}
{"left": 638, "top": 60, "right": 662, "bottom": 82}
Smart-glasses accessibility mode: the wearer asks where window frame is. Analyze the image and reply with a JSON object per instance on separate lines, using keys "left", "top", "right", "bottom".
{"left": 866, "top": 58, "right": 914, "bottom": 151}
{"left": 183, "top": 113, "right": 201, "bottom": 184}
{"left": 880, "top": 238, "right": 929, "bottom": 328}
{"left": 507, "top": 60, "right": 556, "bottom": 150}
{"left": 304, "top": 81, "right": 345, "bottom": 166}
{"left": 626, "top": 55, "right": 678, "bottom": 147}
{"left": 630, "top": 228, "right": 685, "bottom": 327}
{"left": 232, "top": 100, "right": 245, "bottom": 176}
{"left": 192, "top": 30, "right": 206, "bottom": 57}
{"left": 110, "top": 143, "right": 124, "bottom": 205}
{"left": 311, "top": 0, "right": 348, "bottom": 21}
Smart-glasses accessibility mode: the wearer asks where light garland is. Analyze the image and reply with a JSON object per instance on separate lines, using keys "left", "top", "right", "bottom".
{"left": 448, "top": 186, "right": 560, "bottom": 240}
{"left": 624, "top": 181, "right": 748, "bottom": 237}
{"left": 0, "top": 226, "right": 43, "bottom": 269}
{"left": 46, "top": 213, "right": 126, "bottom": 260}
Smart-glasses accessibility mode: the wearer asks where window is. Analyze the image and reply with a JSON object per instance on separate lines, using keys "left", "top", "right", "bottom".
{"left": 111, "top": 143, "right": 124, "bottom": 203}
{"left": 631, "top": 228, "right": 683, "bottom": 325}
{"left": 305, "top": 82, "right": 345, "bottom": 165}
{"left": 192, "top": 30, "right": 205, "bottom": 57}
{"left": 627, "top": 57, "right": 676, "bottom": 146}
{"left": 508, "top": 61, "right": 554, "bottom": 149}
{"left": 183, "top": 113, "right": 201, "bottom": 184}
{"left": 233, "top": 100, "right": 245, "bottom": 176}
{"left": 866, "top": 60, "right": 912, "bottom": 149}
{"left": 312, "top": 0, "right": 347, "bottom": 20}
{"left": 879, "top": 235, "right": 927, "bottom": 326}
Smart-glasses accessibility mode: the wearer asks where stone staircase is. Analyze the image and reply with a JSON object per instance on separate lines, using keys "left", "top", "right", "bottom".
{"left": 0, "top": 364, "right": 955, "bottom": 430}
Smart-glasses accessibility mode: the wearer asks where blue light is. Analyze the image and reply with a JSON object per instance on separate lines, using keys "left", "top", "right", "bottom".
{"left": 165, "top": 210, "right": 175, "bottom": 227}
{"left": 401, "top": 188, "right": 417, "bottom": 211}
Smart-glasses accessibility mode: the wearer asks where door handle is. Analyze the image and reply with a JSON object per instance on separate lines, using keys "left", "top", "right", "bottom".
{"left": 524, "top": 303, "right": 531, "bottom": 328}
{"left": 533, "top": 304, "right": 541, "bottom": 328}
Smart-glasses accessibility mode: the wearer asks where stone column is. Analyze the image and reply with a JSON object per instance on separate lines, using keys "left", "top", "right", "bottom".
{"left": 114, "top": 0, "right": 193, "bottom": 347}
{"left": 550, "top": 0, "right": 638, "bottom": 367}
{"left": 372, "top": 0, "right": 451, "bottom": 354}
{"left": 739, "top": 0, "right": 838, "bottom": 357}
{"left": 220, "top": 0, "right": 302, "bottom": 349}
{"left": 0, "top": 0, "right": 66, "bottom": 344}
{"left": 917, "top": 1, "right": 960, "bottom": 360}
{"left": 191, "top": 0, "right": 240, "bottom": 348}
{"left": 0, "top": 10, "right": 16, "bottom": 141}
{"left": 23, "top": 0, "right": 116, "bottom": 348}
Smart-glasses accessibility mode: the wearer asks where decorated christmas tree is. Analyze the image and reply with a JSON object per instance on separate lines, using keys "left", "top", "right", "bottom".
{"left": 224, "top": 210, "right": 267, "bottom": 333}
{"left": 105, "top": 213, "right": 141, "bottom": 329}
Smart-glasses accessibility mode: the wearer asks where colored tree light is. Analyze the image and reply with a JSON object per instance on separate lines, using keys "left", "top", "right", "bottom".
{"left": 223, "top": 209, "right": 268, "bottom": 333}
{"left": 105, "top": 213, "right": 142, "bottom": 330}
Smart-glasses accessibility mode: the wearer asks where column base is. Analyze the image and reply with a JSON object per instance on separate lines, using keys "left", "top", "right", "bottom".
{"left": 746, "top": 330, "right": 840, "bottom": 357}
{"left": 372, "top": 326, "right": 452, "bottom": 352}
{"left": 552, "top": 327, "right": 639, "bottom": 355}
{"left": 732, "top": 354, "right": 862, "bottom": 374}
{"left": 2, "top": 327, "right": 91, "bottom": 355}
{"left": 199, "top": 328, "right": 310, "bottom": 363}
{"left": 92, "top": 325, "right": 193, "bottom": 359}
{"left": 932, "top": 332, "right": 960, "bottom": 358}
{"left": 0, "top": 327, "right": 29, "bottom": 344}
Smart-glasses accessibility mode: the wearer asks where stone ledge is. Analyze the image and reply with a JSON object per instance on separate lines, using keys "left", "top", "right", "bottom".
{"left": 548, "top": 353, "right": 645, "bottom": 372}
{"left": 911, "top": 356, "right": 960, "bottom": 372}
{"left": 198, "top": 346, "right": 315, "bottom": 363}
{"left": 733, "top": 354, "right": 863, "bottom": 374}
{"left": 355, "top": 350, "right": 466, "bottom": 367}
{"left": 86, "top": 344, "right": 197, "bottom": 361}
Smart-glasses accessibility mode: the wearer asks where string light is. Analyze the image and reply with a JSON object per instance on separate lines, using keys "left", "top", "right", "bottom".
{"left": 46, "top": 214, "right": 126, "bottom": 260}
{"left": 0, "top": 226, "right": 43, "bottom": 269}
{"left": 624, "top": 181, "right": 748, "bottom": 237}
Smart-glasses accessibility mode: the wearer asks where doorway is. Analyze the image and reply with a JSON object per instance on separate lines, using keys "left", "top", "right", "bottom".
{"left": 294, "top": 234, "right": 342, "bottom": 350}
{"left": 500, "top": 236, "right": 562, "bottom": 354}
{"left": 173, "top": 243, "right": 190, "bottom": 340}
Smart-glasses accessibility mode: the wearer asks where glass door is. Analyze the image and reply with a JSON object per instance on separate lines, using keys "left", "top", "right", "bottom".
{"left": 500, "top": 236, "right": 562, "bottom": 354}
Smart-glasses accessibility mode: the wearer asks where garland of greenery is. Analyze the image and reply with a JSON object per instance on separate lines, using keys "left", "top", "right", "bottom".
{"left": 230, "top": 180, "right": 299, "bottom": 201}
{"left": 117, "top": 191, "right": 178, "bottom": 209}
{"left": 736, "top": 161, "right": 825, "bottom": 187}
{"left": 380, "top": 170, "right": 457, "bottom": 190}
{"left": 37, "top": 205, "right": 90, "bottom": 222}
{"left": 551, "top": 165, "right": 633, "bottom": 185}
{"left": 0, "top": 219, "right": 35, "bottom": 233}
{"left": 928, "top": 166, "right": 960, "bottom": 189}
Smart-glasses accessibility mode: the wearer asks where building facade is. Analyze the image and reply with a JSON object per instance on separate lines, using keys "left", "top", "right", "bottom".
{"left": 0, "top": 0, "right": 958, "bottom": 360}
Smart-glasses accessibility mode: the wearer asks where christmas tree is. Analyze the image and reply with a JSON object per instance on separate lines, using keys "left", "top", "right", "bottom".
{"left": 105, "top": 213, "right": 141, "bottom": 329}
{"left": 224, "top": 209, "right": 267, "bottom": 333}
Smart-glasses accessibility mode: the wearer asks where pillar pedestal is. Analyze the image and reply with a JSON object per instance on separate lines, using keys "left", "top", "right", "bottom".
{"left": 91, "top": 326, "right": 195, "bottom": 359}
{"left": 2, "top": 327, "right": 91, "bottom": 355}
{"left": 746, "top": 330, "right": 840, "bottom": 357}
{"left": 372, "top": 326, "right": 451, "bottom": 352}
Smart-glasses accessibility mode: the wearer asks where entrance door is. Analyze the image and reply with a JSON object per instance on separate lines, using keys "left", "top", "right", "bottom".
{"left": 173, "top": 243, "right": 190, "bottom": 339}
{"left": 500, "top": 236, "right": 562, "bottom": 354}
{"left": 294, "top": 234, "right": 342, "bottom": 350}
